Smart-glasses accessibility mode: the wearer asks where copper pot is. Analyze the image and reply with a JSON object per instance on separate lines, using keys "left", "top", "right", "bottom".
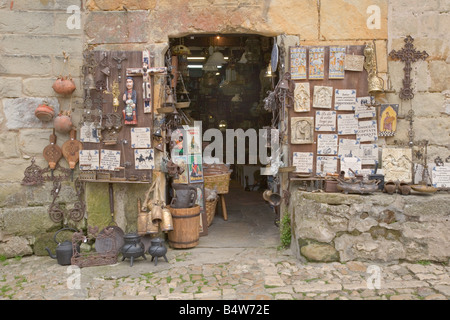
{"left": 52, "top": 76, "right": 76, "bottom": 95}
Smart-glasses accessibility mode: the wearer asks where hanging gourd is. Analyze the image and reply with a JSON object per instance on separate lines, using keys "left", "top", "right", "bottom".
{"left": 35, "top": 100, "right": 55, "bottom": 122}
{"left": 52, "top": 51, "right": 76, "bottom": 95}
{"left": 54, "top": 110, "right": 73, "bottom": 134}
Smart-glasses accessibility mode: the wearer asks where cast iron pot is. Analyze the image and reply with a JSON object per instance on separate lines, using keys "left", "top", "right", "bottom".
{"left": 148, "top": 237, "right": 168, "bottom": 266}
{"left": 120, "top": 233, "right": 146, "bottom": 267}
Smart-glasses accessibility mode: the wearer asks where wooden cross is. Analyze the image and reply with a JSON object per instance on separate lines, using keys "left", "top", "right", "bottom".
{"left": 389, "top": 35, "right": 428, "bottom": 100}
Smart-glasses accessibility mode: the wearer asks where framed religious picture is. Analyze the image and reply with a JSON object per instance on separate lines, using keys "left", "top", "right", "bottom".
{"left": 379, "top": 104, "right": 399, "bottom": 137}
{"left": 291, "top": 117, "right": 314, "bottom": 144}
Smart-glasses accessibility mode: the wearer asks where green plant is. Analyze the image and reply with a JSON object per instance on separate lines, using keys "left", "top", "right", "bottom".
{"left": 279, "top": 211, "right": 291, "bottom": 249}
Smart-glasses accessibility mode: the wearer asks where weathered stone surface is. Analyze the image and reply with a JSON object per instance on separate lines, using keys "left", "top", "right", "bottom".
{"left": 0, "top": 77, "right": 23, "bottom": 98}
{"left": 3, "top": 98, "right": 60, "bottom": 129}
{"left": 0, "top": 131, "right": 20, "bottom": 159}
{"left": 87, "top": 0, "right": 157, "bottom": 10}
{"left": 0, "top": 235, "right": 33, "bottom": 258}
{"left": 320, "top": 0, "right": 388, "bottom": 40}
{"left": 300, "top": 242, "right": 339, "bottom": 262}
{"left": 85, "top": 11, "right": 149, "bottom": 44}
{"left": 0, "top": 206, "right": 56, "bottom": 236}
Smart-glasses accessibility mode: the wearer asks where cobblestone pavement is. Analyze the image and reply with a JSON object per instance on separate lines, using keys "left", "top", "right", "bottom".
{"left": 0, "top": 246, "right": 449, "bottom": 301}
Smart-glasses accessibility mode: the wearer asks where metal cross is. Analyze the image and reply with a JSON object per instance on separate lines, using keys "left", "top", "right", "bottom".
{"left": 389, "top": 35, "right": 428, "bottom": 100}
{"left": 113, "top": 54, "right": 128, "bottom": 83}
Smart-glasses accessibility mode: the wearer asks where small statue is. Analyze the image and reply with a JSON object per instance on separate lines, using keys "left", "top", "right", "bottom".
{"left": 122, "top": 77, "right": 137, "bottom": 125}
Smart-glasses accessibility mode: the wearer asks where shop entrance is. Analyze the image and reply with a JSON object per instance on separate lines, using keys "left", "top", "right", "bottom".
{"left": 168, "top": 34, "right": 280, "bottom": 247}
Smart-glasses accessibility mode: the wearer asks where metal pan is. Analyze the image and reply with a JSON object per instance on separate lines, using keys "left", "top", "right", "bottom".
{"left": 95, "top": 183, "right": 124, "bottom": 254}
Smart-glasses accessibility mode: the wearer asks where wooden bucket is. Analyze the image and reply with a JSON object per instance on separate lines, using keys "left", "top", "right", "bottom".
{"left": 167, "top": 205, "right": 200, "bottom": 249}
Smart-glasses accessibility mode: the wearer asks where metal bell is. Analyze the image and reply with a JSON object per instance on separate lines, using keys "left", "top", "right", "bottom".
{"left": 368, "top": 74, "right": 384, "bottom": 94}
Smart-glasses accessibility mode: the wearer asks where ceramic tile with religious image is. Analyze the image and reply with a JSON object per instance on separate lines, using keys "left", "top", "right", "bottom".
{"left": 315, "top": 111, "right": 336, "bottom": 132}
{"left": 338, "top": 138, "right": 362, "bottom": 159}
{"left": 294, "top": 82, "right": 310, "bottom": 112}
{"left": 329, "top": 46, "right": 346, "bottom": 79}
{"left": 313, "top": 86, "right": 333, "bottom": 109}
{"left": 79, "top": 150, "right": 100, "bottom": 171}
{"left": 290, "top": 47, "right": 307, "bottom": 80}
{"left": 134, "top": 149, "right": 155, "bottom": 170}
{"left": 382, "top": 148, "right": 413, "bottom": 183}
{"left": 309, "top": 47, "right": 325, "bottom": 80}
{"left": 291, "top": 117, "right": 314, "bottom": 144}
{"left": 379, "top": 104, "right": 399, "bottom": 137}
{"left": 360, "top": 144, "right": 379, "bottom": 165}
{"left": 293, "top": 152, "right": 314, "bottom": 173}
{"left": 338, "top": 114, "right": 358, "bottom": 135}
{"left": 335, "top": 89, "right": 357, "bottom": 111}
{"left": 355, "top": 96, "right": 376, "bottom": 119}
{"left": 357, "top": 120, "right": 378, "bottom": 142}
{"left": 316, "top": 156, "right": 338, "bottom": 176}
{"left": 317, "top": 134, "right": 338, "bottom": 155}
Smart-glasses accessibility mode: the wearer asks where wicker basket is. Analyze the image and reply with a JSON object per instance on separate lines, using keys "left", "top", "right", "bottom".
{"left": 204, "top": 173, "right": 230, "bottom": 194}
{"left": 205, "top": 197, "right": 218, "bottom": 226}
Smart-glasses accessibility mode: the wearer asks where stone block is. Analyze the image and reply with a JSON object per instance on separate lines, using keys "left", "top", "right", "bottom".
{"left": 3, "top": 97, "right": 60, "bottom": 129}
{"left": 0, "top": 183, "right": 25, "bottom": 208}
{"left": 0, "top": 131, "right": 20, "bottom": 158}
{"left": 411, "top": 92, "right": 445, "bottom": 117}
{"left": 0, "top": 206, "right": 56, "bottom": 236}
{"left": 0, "top": 158, "right": 38, "bottom": 182}
{"left": 0, "top": 11, "right": 54, "bottom": 34}
{"left": 18, "top": 128, "right": 60, "bottom": 157}
{"left": 10, "top": 0, "right": 82, "bottom": 11}
{"left": 0, "top": 34, "right": 83, "bottom": 55}
{"left": 85, "top": 11, "right": 149, "bottom": 44}
{"left": 428, "top": 60, "right": 450, "bottom": 92}
{"left": 87, "top": 0, "right": 157, "bottom": 11}
{"left": 22, "top": 78, "right": 57, "bottom": 97}
{"left": 53, "top": 11, "right": 84, "bottom": 36}
{"left": 300, "top": 242, "right": 339, "bottom": 262}
{"left": 320, "top": 0, "right": 387, "bottom": 40}
{"left": 0, "top": 235, "right": 33, "bottom": 258}
{"left": 0, "top": 77, "right": 23, "bottom": 98}
{"left": 0, "top": 54, "right": 53, "bottom": 77}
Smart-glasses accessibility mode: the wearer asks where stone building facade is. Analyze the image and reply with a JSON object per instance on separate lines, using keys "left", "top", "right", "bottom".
{"left": 0, "top": 0, "right": 448, "bottom": 261}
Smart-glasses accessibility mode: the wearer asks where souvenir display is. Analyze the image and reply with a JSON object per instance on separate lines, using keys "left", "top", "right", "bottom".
{"left": 315, "top": 111, "right": 336, "bottom": 132}
{"left": 357, "top": 120, "right": 378, "bottom": 142}
{"left": 335, "top": 89, "right": 357, "bottom": 111}
{"left": 382, "top": 148, "right": 413, "bottom": 183}
{"left": 344, "top": 54, "right": 365, "bottom": 72}
{"left": 293, "top": 152, "right": 314, "bottom": 173}
{"left": 338, "top": 114, "right": 358, "bottom": 135}
{"left": 317, "top": 134, "right": 338, "bottom": 155}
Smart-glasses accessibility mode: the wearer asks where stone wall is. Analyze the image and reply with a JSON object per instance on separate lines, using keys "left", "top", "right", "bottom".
{"left": 290, "top": 190, "right": 450, "bottom": 263}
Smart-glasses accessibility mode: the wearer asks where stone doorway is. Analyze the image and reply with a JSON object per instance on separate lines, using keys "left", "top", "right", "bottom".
{"left": 168, "top": 34, "right": 281, "bottom": 248}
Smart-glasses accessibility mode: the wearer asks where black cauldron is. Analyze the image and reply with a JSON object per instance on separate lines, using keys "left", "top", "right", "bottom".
{"left": 120, "top": 233, "right": 146, "bottom": 267}
{"left": 148, "top": 237, "right": 168, "bottom": 266}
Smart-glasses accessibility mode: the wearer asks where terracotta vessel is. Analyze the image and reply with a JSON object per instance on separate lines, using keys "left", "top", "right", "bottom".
{"left": 35, "top": 102, "right": 55, "bottom": 122}
{"left": 54, "top": 113, "right": 73, "bottom": 134}
{"left": 52, "top": 76, "right": 76, "bottom": 95}
{"left": 384, "top": 180, "right": 397, "bottom": 195}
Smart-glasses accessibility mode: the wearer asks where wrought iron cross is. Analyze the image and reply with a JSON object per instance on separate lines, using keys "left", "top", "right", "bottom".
{"left": 389, "top": 35, "right": 428, "bottom": 100}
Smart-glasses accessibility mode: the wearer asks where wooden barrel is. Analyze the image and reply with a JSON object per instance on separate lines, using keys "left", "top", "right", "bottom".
{"left": 167, "top": 205, "right": 200, "bottom": 249}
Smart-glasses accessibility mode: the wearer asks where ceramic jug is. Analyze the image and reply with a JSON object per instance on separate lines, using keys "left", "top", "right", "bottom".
{"left": 170, "top": 184, "right": 197, "bottom": 208}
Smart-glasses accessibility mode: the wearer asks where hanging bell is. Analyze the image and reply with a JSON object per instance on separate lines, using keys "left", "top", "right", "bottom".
{"left": 155, "top": 142, "right": 164, "bottom": 152}
{"left": 368, "top": 73, "right": 384, "bottom": 94}
{"left": 278, "top": 79, "right": 290, "bottom": 90}
{"left": 101, "top": 67, "right": 110, "bottom": 76}
{"left": 153, "top": 128, "right": 163, "bottom": 138}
